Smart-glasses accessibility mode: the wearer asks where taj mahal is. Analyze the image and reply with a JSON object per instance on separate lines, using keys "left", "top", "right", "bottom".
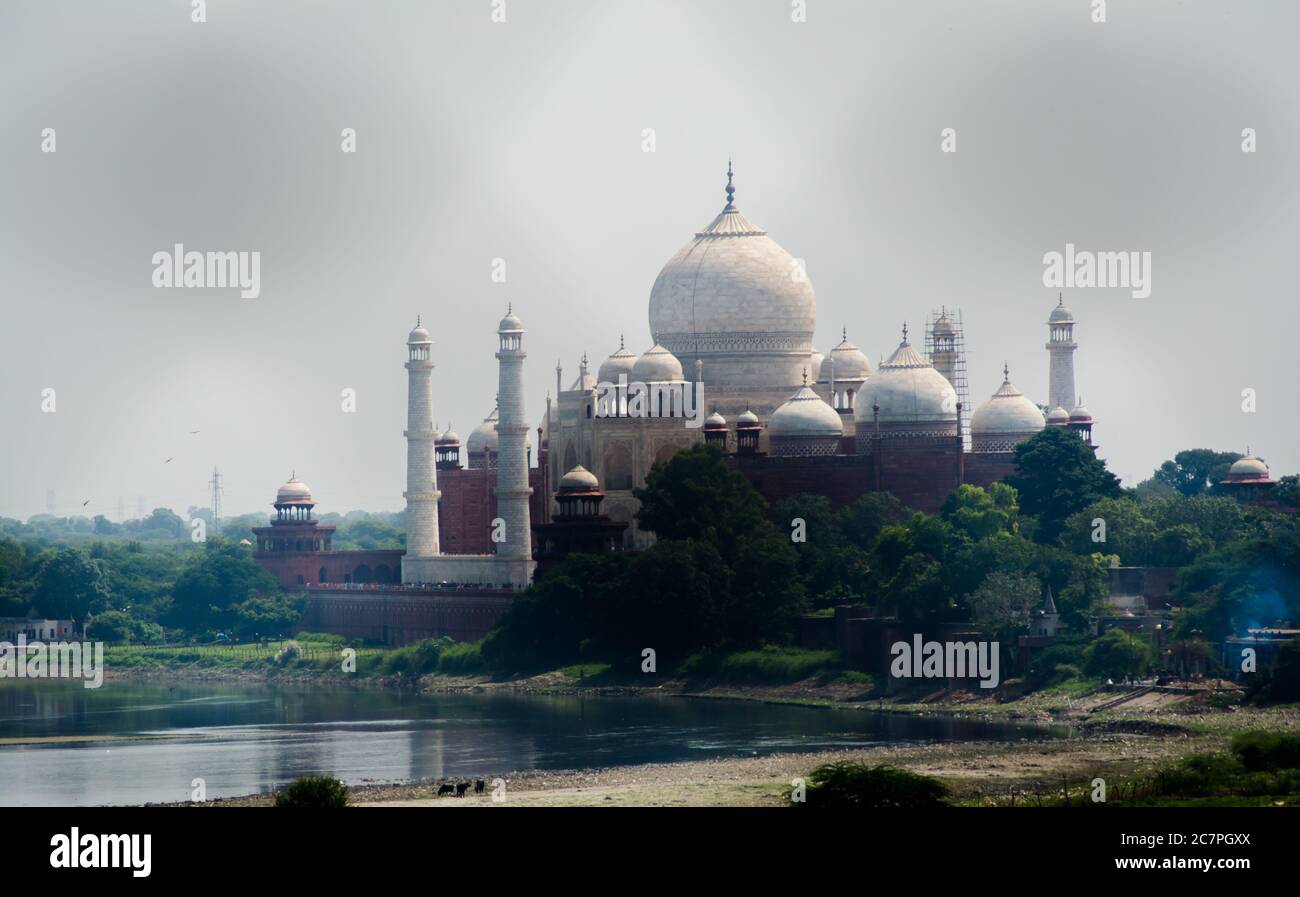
{"left": 267, "top": 164, "right": 1107, "bottom": 644}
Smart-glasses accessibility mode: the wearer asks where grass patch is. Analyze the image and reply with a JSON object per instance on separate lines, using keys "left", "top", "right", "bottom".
{"left": 677, "top": 646, "right": 844, "bottom": 684}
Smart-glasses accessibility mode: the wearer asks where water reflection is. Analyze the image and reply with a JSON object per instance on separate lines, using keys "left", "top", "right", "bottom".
{"left": 0, "top": 680, "right": 1063, "bottom": 806}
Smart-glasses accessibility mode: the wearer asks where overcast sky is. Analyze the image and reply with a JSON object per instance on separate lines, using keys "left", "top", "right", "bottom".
{"left": 3, "top": 0, "right": 1298, "bottom": 520}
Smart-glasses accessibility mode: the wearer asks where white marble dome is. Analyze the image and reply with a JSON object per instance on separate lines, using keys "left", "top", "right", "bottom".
{"left": 407, "top": 320, "right": 431, "bottom": 344}
{"left": 1046, "top": 406, "right": 1070, "bottom": 425}
{"left": 855, "top": 333, "right": 957, "bottom": 429}
{"left": 559, "top": 465, "right": 600, "bottom": 492}
{"left": 1228, "top": 455, "right": 1270, "bottom": 479}
{"left": 631, "top": 344, "right": 685, "bottom": 383}
{"left": 647, "top": 166, "right": 815, "bottom": 390}
{"left": 598, "top": 337, "right": 638, "bottom": 383}
{"left": 769, "top": 386, "right": 843, "bottom": 437}
{"left": 467, "top": 408, "right": 529, "bottom": 459}
{"left": 977, "top": 366, "right": 1045, "bottom": 444}
{"left": 467, "top": 411, "right": 499, "bottom": 454}
{"left": 1048, "top": 297, "right": 1075, "bottom": 324}
{"left": 819, "top": 329, "right": 873, "bottom": 383}
{"left": 497, "top": 307, "right": 524, "bottom": 333}
{"left": 276, "top": 476, "right": 312, "bottom": 504}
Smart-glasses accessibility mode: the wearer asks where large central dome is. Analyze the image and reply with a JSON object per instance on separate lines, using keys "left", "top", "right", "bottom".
{"left": 648, "top": 165, "right": 816, "bottom": 390}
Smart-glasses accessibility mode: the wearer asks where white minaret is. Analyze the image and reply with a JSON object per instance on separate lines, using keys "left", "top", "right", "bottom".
{"left": 404, "top": 317, "right": 440, "bottom": 559}
{"left": 494, "top": 305, "right": 532, "bottom": 563}
{"left": 1046, "top": 295, "right": 1077, "bottom": 412}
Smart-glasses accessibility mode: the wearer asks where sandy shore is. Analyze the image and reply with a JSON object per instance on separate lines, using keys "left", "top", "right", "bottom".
{"left": 177, "top": 731, "right": 1224, "bottom": 808}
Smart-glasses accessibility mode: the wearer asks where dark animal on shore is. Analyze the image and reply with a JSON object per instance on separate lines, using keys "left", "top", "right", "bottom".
{"left": 437, "top": 783, "right": 455, "bottom": 796}
{"left": 455, "top": 782, "right": 469, "bottom": 797}
{"left": 475, "top": 779, "right": 485, "bottom": 794}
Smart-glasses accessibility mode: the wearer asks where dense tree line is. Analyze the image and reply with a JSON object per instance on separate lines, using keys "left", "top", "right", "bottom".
{"left": 484, "top": 432, "right": 1300, "bottom": 692}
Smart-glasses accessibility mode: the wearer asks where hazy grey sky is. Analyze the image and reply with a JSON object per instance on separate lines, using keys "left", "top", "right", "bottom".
{"left": 3, "top": 0, "right": 1298, "bottom": 520}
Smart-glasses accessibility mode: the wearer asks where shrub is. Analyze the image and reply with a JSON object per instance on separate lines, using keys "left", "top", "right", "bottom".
{"left": 437, "top": 641, "right": 485, "bottom": 675}
{"left": 798, "top": 762, "right": 949, "bottom": 808}
{"left": 677, "top": 646, "right": 841, "bottom": 683}
{"left": 1231, "top": 732, "right": 1300, "bottom": 773}
{"left": 274, "top": 775, "right": 349, "bottom": 808}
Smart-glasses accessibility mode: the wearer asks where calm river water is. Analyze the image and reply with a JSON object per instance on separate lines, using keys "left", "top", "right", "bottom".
{"left": 0, "top": 680, "right": 1062, "bottom": 806}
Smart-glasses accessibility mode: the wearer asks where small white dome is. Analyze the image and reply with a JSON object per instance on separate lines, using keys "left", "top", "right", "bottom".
{"left": 819, "top": 330, "right": 873, "bottom": 383}
{"left": 436, "top": 426, "right": 461, "bottom": 445}
{"left": 737, "top": 408, "right": 761, "bottom": 427}
{"left": 1046, "top": 406, "right": 1070, "bottom": 424}
{"left": 704, "top": 411, "right": 727, "bottom": 429}
{"left": 276, "top": 476, "right": 312, "bottom": 504}
{"left": 1069, "top": 401, "right": 1092, "bottom": 422}
{"left": 558, "top": 465, "right": 600, "bottom": 493}
{"left": 598, "top": 337, "right": 638, "bottom": 383}
{"left": 407, "top": 320, "right": 431, "bottom": 344}
{"left": 631, "top": 344, "right": 684, "bottom": 383}
{"left": 971, "top": 372, "right": 1046, "bottom": 436}
{"left": 854, "top": 333, "right": 957, "bottom": 426}
{"left": 466, "top": 409, "right": 500, "bottom": 454}
{"left": 769, "top": 386, "right": 843, "bottom": 438}
{"left": 1228, "top": 455, "right": 1270, "bottom": 478}
{"left": 1048, "top": 297, "right": 1075, "bottom": 324}
{"left": 498, "top": 306, "right": 524, "bottom": 333}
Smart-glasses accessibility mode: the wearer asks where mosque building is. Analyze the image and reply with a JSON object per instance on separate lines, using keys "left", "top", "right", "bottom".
{"left": 259, "top": 163, "right": 1105, "bottom": 645}
{"left": 536, "top": 165, "right": 1090, "bottom": 546}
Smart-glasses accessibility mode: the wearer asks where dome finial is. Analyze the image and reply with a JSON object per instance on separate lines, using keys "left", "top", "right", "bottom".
{"left": 507, "top": 301, "right": 512, "bottom": 315}
{"left": 842, "top": 325, "right": 847, "bottom": 341}
{"left": 725, "top": 158, "right": 735, "bottom": 209}
{"left": 1003, "top": 361, "right": 1010, "bottom": 383}
{"left": 902, "top": 322, "right": 909, "bottom": 344}
{"left": 416, "top": 314, "right": 421, "bottom": 327}
{"left": 802, "top": 368, "right": 809, "bottom": 386}
{"left": 1057, "top": 292, "right": 1064, "bottom": 306}
{"left": 619, "top": 333, "right": 625, "bottom": 350}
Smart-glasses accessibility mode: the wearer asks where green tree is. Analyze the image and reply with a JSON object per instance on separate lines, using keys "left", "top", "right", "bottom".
{"left": 969, "top": 570, "right": 1042, "bottom": 643}
{"left": 1083, "top": 627, "right": 1153, "bottom": 679}
{"left": 165, "top": 540, "right": 282, "bottom": 635}
{"left": 1006, "top": 427, "right": 1122, "bottom": 544}
{"left": 941, "top": 483, "right": 1020, "bottom": 541}
{"left": 1153, "top": 449, "right": 1242, "bottom": 497}
{"left": 32, "top": 548, "right": 112, "bottom": 625}
{"left": 1060, "top": 497, "right": 1154, "bottom": 564}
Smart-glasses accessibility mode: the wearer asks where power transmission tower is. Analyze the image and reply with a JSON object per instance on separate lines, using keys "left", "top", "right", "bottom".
{"left": 209, "top": 466, "right": 224, "bottom": 535}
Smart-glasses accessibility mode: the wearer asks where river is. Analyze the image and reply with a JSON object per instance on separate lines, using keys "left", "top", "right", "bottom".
{"left": 0, "top": 679, "right": 1063, "bottom": 806}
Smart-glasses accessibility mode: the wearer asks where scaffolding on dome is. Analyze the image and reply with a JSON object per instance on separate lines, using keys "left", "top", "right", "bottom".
{"left": 926, "top": 307, "right": 971, "bottom": 450}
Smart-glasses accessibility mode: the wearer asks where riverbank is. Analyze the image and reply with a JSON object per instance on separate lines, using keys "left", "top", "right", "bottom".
{"left": 171, "top": 719, "right": 1288, "bottom": 807}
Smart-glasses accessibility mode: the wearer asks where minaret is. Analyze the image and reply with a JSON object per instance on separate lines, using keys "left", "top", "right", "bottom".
{"left": 495, "top": 305, "right": 532, "bottom": 564}
{"left": 1046, "top": 294, "right": 1077, "bottom": 413}
{"left": 403, "top": 317, "right": 440, "bottom": 558}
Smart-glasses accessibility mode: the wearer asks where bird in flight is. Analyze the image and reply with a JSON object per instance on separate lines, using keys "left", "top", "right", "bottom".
{"left": 190, "top": 430, "right": 200, "bottom": 435}
{"left": 165, "top": 457, "right": 174, "bottom": 464}
{"left": 82, "top": 500, "right": 90, "bottom": 507}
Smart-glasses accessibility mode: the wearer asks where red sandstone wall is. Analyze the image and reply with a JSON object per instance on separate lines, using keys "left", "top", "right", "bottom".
{"left": 298, "top": 589, "right": 512, "bottom": 645}
{"left": 437, "top": 464, "right": 550, "bottom": 554}
{"left": 255, "top": 549, "right": 404, "bottom": 590}
{"left": 963, "top": 452, "right": 1018, "bottom": 489}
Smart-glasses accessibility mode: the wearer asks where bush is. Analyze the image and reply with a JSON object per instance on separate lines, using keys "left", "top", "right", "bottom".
{"left": 1231, "top": 732, "right": 1300, "bottom": 773}
{"left": 798, "top": 762, "right": 949, "bottom": 808}
{"left": 437, "top": 641, "right": 485, "bottom": 675}
{"left": 274, "top": 775, "right": 349, "bottom": 808}
{"left": 677, "top": 646, "right": 841, "bottom": 683}
{"left": 380, "top": 637, "right": 451, "bottom": 676}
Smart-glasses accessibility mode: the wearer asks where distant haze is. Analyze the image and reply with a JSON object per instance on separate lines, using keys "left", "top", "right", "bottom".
{"left": 3, "top": 0, "right": 1297, "bottom": 520}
